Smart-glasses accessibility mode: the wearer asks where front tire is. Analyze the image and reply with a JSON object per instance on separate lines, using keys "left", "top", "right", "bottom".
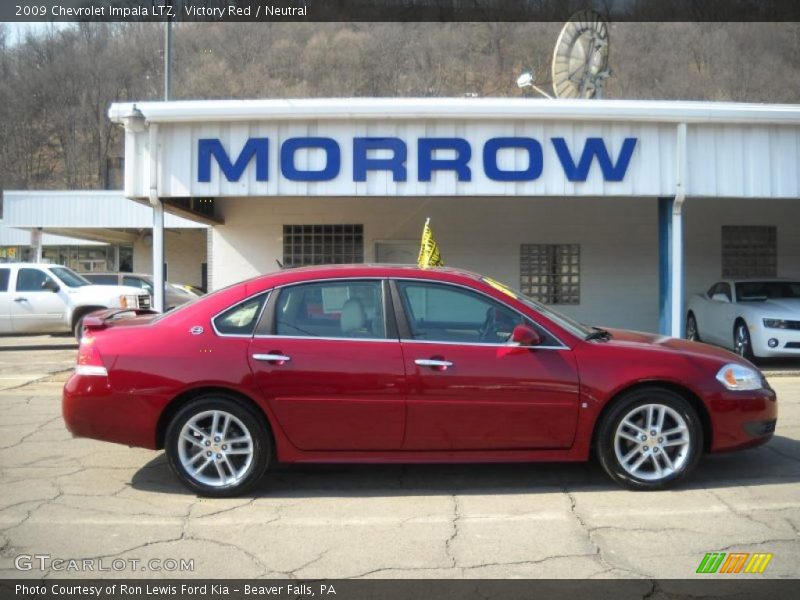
{"left": 165, "top": 395, "right": 271, "bottom": 497}
{"left": 596, "top": 388, "right": 703, "bottom": 490}
{"left": 685, "top": 312, "right": 700, "bottom": 342}
{"left": 734, "top": 321, "right": 756, "bottom": 361}
{"left": 73, "top": 315, "right": 86, "bottom": 341}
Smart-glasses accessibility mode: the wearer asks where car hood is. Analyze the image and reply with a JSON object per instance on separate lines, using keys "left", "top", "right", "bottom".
{"left": 741, "top": 298, "right": 800, "bottom": 316}
{"left": 602, "top": 328, "right": 745, "bottom": 364}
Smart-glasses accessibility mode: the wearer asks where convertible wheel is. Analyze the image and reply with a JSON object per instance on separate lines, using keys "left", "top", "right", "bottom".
{"left": 734, "top": 322, "right": 755, "bottom": 361}
{"left": 685, "top": 313, "right": 700, "bottom": 342}
{"left": 596, "top": 389, "right": 703, "bottom": 490}
{"left": 165, "top": 396, "right": 270, "bottom": 497}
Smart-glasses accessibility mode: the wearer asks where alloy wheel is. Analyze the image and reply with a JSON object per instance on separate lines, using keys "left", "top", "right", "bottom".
{"left": 177, "top": 409, "right": 254, "bottom": 488}
{"left": 734, "top": 324, "right": 751, "bottom": 358}
{"left": 613, "top": 403, "right": 691, "bottom": 482}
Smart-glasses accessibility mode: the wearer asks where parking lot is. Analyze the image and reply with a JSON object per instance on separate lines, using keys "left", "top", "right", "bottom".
{"left": 0, "top": 337, "right": 798, "bottom": 580}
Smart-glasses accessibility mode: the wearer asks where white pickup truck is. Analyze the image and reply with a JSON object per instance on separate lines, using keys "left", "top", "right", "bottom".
{"left": 0, "top": 263, "right": 153, "bottom": 339}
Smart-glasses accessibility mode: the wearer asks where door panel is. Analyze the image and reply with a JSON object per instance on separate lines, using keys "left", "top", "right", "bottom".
{"left": 247, "top": 279, "right": 406, "bottom": 451}
{"left": 249, "top": 338, "right": 406, "bottom": 451}
{"left": 393, "top": 280, "right": 580, "bottom": 451}
{"left": 402, "top": 342, "right": 580, "bottom": 450}
{"left": 0, "top": 268, "right": 11, "bottom": 333}
{"left": 10, "top": 268, "right": 66, "bottom": 333}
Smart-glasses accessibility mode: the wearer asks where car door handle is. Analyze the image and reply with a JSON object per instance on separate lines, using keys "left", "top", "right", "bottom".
{"left": 415, "top": 358, "right": 453, "bottom": 371}
{"left": 252, "top": 353, "right": 292, "bottom": 364}
{"left": 13, "top": 297, "right": 27, "bottom": 302}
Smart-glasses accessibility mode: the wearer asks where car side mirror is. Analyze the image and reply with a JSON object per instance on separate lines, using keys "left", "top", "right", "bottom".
{"left": 711, "top": 293, "right": 730, "bottom": 303}
{"left": 42, "top": 279, "right": 60, "bottom": 293}
{"left": 510, "top": 324, "right": 542, "bottom": 347}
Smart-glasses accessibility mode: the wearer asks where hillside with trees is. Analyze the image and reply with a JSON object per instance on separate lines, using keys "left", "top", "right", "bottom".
{"left": 1, "top": 22, "right": 798, "bottom": 190}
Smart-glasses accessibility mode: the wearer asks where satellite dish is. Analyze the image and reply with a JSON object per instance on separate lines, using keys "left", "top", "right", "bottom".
{"left": 551, "top": 9, "right": 611, "bottom": 99}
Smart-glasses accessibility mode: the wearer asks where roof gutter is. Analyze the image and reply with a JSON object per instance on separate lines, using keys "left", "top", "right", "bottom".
{"left": 108, "top": 98, "right": 800, "bottom": 126}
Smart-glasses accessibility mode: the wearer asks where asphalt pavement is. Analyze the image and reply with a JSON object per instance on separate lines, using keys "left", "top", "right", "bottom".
{"left": 0, "top": 336, "right": 798, "bottom": 581}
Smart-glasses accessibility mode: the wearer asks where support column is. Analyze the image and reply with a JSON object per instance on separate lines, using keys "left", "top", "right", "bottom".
{"left": 658, "top": 197, "right": 673, "bottom": 335}
{"left": 670, "top": 201, "right": 685, "bottom": 338}
{"left": 153, "top": 202, "right": 165, "bottom": 312}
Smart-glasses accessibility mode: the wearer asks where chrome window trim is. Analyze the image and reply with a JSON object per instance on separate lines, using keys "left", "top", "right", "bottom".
{"left": 253, "top": 334, "right": 398, "bottom": 343}
{"left": 392, "top": 277, "right": 571, "bottom": 350}
{"left": 399, "top": 339, "right": 569, "bottom": 351}
{"left": 211, "top": 290, "right": 272, "bottom": 338}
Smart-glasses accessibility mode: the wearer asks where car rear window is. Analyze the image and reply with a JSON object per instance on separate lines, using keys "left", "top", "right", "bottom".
{"left": 213, "top": 294, "right": 268, "bottom": 336}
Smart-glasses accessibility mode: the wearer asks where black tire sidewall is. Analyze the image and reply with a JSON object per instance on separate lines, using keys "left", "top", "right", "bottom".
{"left": 73, "top": 315, "right": 85, "bottom": 341}
{"left": 686, "top": 313, "right": 699, "bottom": 341}
{"left": 596, "top": 389, "right": 703, "bottom": 491}
{"left": 165, "top": 395, "right": 271, "bottom": 497}
{"left": 735, "top": 322, "right": 756, "bottom": 361}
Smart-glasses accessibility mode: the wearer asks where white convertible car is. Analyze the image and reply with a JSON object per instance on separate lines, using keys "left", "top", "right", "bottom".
{"left": 686, "top": 279, "right": 800, "bottom": 360}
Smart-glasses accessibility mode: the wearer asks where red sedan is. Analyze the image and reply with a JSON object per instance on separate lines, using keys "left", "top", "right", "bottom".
{"left": 63, "top": 265, "right": 777, "bottom": 496}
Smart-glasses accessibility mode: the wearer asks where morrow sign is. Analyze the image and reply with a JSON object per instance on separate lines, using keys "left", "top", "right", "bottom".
{"left": 197, "top": 136, "right": 638, "bottom": 184}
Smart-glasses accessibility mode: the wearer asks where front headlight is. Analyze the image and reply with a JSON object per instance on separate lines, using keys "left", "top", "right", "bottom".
{"left": 763, "top": 318, "right": 790, "bottom": 329}
{"left": 119, "top": 294, "right": 137, "bottom": 308}
{"left": 716, "top": 363, "right": 763, "bottom": 391}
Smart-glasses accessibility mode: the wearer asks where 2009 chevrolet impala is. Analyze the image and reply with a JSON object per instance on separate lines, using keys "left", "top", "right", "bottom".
{"left": 62, "top": 265, "right": 777, "bottom": 496}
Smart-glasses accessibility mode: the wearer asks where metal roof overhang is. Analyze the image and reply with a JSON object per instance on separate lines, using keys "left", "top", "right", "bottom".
{"left": 109, "top": 98, "right": 800, "bottom": 126}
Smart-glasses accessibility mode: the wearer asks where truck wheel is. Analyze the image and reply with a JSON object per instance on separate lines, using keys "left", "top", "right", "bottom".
{"left": 73, "top": 315, "right": 86, "bottom": 341}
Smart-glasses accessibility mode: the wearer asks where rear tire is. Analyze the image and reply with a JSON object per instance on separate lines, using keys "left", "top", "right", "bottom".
{"left": 595, "top": 388, "right": 703, "bottom": 491}
{"left": 165, "top": 395, "right": 271, "bottom": 497}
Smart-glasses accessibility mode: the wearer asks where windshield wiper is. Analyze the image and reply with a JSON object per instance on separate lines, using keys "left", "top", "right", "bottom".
{"left": 585, "top": 327, "right": 612, "bottom": 341}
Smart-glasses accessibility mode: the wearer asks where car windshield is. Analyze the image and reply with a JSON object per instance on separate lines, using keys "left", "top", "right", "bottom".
{"left": 736, "top": 281, "right": 800, "bottom": 302}
{"left": 49, "top": 266, "right": 91, "bottom": 288}
{"left": 480, "top": 276, "right": 594, "bottom": 339}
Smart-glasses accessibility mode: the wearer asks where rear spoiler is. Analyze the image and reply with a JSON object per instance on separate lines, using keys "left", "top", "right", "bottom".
{"left": 82, "top": 308, "right": 160, "bottom": 332}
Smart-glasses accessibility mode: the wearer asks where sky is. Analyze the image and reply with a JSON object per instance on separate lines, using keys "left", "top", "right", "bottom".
{"left": 4, "top": 21, "right": 71, "bottom": 45}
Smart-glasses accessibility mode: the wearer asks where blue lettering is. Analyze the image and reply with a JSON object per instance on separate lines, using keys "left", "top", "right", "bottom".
{"left": 551, "top": 137, "right": 637, "bottom": 182}
{"left": 483, "top": 137, "right": 543, "bottom": 181}
{"left": 281, "top": 137, "right": 341, "bottom": 181}
{"left": 418, "top": 138, "right": 471, "bottom": 182}
{"left": 353, "top": 138, "right": 407, "bottom": 182}
{"left": 198, "top": 138, "right": 268, "bottom": 182}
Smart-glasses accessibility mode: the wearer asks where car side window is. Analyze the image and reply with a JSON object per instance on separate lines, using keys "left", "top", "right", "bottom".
{"left": 16, "top": 268, "right": 54, "bottom": 292}
{"left": 123, "top": 276, "right": 153, "bottom": 293}
{"left": 396, "top": 281, "right": 526, "bottom": 344}
{"left": 719, "top": 282, "right": 732, "bottom": 302}
{"left": 87, "top": 274, "right": 119, "bottom": 285}
{"left": 213, "top": 294, "right": 268, "bottom": 336}
{"left": 0, "top": 268, "right": 9, "bottom": 292}
{"left": 275, "top": 280, "right": 386, "bottom": 339}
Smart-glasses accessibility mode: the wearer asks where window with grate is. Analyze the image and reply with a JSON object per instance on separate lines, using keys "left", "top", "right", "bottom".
{"left": 520, "top": 244, "right": 580, "bottom": 305}
{"left": 283, "top": 225, "right": 364, "bottom": 267}
{"left": 721, "top": 226, "right": 777, "bottom": 278}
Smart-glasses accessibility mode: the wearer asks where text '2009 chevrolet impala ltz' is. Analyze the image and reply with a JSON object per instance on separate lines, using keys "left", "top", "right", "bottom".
{"left": 62, "top": 265, "right": 777, "bottom": 496}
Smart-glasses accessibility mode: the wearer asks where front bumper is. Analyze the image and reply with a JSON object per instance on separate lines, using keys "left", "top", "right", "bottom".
{"left": 750, "top": 324, "right": 800, "bottom": 358}
{"left": 708, "top": 386, "right": 777, "bottom": 452}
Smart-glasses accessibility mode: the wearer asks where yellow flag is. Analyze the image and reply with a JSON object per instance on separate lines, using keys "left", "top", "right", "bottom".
{"left": 418, "top": 218, "right": 444, "bottom": 269}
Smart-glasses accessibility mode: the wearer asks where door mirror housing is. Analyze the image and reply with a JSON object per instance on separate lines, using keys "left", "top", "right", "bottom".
{"left": 711, "top": 293, "right": 730, "bottom": 303}
{"left": 510, "top": 324, "right": 542, "bottom": 347}
{"left": 42, "top": 279, "right": 60, "bottom": 293}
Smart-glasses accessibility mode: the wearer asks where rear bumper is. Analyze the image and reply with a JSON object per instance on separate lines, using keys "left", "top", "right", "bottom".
{"left": 62, "top": 373, "right": 160, "bottom": 449}
{"left": 708, "top": 387, "right": 777, "bottom": 452}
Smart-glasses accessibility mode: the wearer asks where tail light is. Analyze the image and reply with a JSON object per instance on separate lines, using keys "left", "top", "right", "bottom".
{"left": 75, "top": 336, "right": 108, "bottom": 377}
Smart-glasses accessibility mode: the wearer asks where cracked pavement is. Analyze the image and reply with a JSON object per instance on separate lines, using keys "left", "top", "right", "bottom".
{"left": 0, "top": 343, "right": 798, "bottom": 580}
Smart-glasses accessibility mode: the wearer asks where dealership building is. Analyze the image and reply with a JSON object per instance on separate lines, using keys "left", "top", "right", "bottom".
{"left": 99, "top": 98, "right": 800, "bottom": 336}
